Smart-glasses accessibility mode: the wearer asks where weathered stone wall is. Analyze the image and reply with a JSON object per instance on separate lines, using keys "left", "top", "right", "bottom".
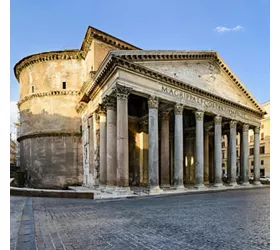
{"left": 18, "top": 58, "right": 84, "bottom": 188}
{"left": 20, "top": 136, "right": 83, "bottom": 189}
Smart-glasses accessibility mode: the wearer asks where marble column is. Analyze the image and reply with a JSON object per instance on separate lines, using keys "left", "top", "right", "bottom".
{"left": 104, "top": 96, "right": 117, "bottom": 189}
{"left": 253, "top": 126, "right": 262, "bottom": 185}
{"left": 204, "top": 128, "right": 210, "bottom": 184}
{"left": 195, "top": 111, "right": 205, "bottom": 189}
{"left": 241, "top": 124, "right": 250, "bottom": 185}
{"left": 214, "top": 116, "right": 223, "bottom": 187}
{"left": 92, "top": 111, "right": 100, "bottom": 188}
{"left": 148, "top": 96, "right": 162, "bottom": 193}
{"left": 160, "top": 111, "right": 170, "bottom": 188}
{"left": 239, "top": 131, "right": 243, "bottom": 180}
{"left": 229, "top": 120, "right": 237, "bottom": 186}
{"left": 115, "top": 85, "right": 131, "bottom": 190}
{"left": 98, "top": 105, "right": 107, "bottom": 189}
{"left": 174, "top": 104, "right": 185, "bottom": 190}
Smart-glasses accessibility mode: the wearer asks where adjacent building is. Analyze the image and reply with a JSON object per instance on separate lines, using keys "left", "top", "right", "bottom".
{"left": 14, "top": 26, "right": 267, "bottom": 190}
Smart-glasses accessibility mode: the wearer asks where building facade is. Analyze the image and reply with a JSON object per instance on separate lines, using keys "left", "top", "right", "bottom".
{"left": 14, "top": 26, "right": 266, "bottom": 190}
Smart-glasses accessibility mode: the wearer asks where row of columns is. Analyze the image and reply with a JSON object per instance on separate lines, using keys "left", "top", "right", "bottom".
{"left": 96, "top": 86, "right": 261, "bottom": 192}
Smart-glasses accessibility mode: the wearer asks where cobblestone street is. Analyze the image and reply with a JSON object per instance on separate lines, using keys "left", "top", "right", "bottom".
{"left": 11, "top": 188, "right": 270, "bottom": 250}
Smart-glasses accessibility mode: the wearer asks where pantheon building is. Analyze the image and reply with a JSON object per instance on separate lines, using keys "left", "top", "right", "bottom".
{"left": 14, "top": 26, "right": 266, "bottom": 192}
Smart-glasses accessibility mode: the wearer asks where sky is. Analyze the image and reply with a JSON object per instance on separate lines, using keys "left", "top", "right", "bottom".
{"left": 10, "top": 0, "right": 270, "bottom": 135}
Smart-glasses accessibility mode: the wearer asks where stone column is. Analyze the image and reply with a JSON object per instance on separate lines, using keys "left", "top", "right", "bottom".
{"left": 92, "top": 112, "right": 100, "bottom": 188}
{"left": 160, "top": 111, "right": 170, "bottom": 188}
{"left": 104, "top": 96, "right": 117, "bottom": 189}
{"left": 98, "top": 105, "right": 107, "bottom": 189}
{"left": 148, "top": 96, "right": 162, "bottom": 193}
{"left": 253, "top": 126, "right": 262, "bottom": 185}
{"left": 115, "top": 85, "right": 132, "bottom": 191}
{"left": 229, "top": 120, "right": 237, "bottom": 186}
{"left": 214, "top": 116, "right": 223, "bottom": 187}
{"left": 239, "top": 131, "right": 243, "bottom": 180}
{"left": 226, "top": 133, "right": 231, "bottom": 181}
{"left": 194, "top": 111, "right": 205, "bottom": 189}
{"left": 204, "top": 128, "right": 210, "bottom": 184}
{"left": 174, "top": 104, "right": 185, "bottom": 190}
{"left": 241, "top": 124, "right": 250, "bottom": 185}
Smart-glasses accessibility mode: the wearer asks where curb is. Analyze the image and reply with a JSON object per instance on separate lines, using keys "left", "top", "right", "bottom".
{"left": 10, "top": 187, "right": 94, "bottom": 199}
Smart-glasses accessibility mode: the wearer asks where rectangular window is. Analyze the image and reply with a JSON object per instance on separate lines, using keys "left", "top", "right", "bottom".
{"left": 62, "top": 82, "right": 66, "bottom": 89}
{"left": 32, "top": 86, "right": 34, "bottom": 93}
{"left": 260, "top": 146, "right": 265, "bottom": 154}
{"left": 236, "top": 150, "right": 238, "bottom": 157}
{"left": 261, "top": 160, "right": 264, "bottom": 165}
{"left": 251, "top": 160, "right": 254, "bottom": 166}
{"left": 249, "top": 148, "right": 254, "bottom": 155}
{"left": 250, "top": 135, "right": 254, "bottom": 142}
{"left": 261, "top": 133, "right": 264, "bottom": 140}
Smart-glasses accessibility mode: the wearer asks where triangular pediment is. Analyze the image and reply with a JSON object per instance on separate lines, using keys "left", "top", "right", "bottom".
{"left": 111, "top": 50, "right": 264, "bottom": 114}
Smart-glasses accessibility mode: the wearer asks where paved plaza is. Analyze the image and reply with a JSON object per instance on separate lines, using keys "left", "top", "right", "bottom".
{"left": 11, "top": 188, "right": 270, "bottom": 250}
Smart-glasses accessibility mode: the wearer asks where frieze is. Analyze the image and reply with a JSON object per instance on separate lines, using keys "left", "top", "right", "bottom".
{"left": 160, "top": 85, "right": 256, "bottom": 122}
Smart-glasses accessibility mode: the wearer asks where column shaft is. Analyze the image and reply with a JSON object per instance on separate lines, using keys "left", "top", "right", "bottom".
{"left": 241, "top": 124, "right": 249, "bottom": 185}
{"left": 148, "top": 97, "right": 161, "bottom": 192}
{"left": 92, "top": 112, "right": 100, "bottom": 187}
{"left": 99, "top": 107, "right": 107, "bottom": 187}
{"left": 204, "top": 129, "right": 210, "bottom": 184}
{"left": 195, "top": 111, "right": 205, "bottom": 188}
{"left": 253, "top": 126, "right": 261, "bottom": 185}
{"left": 214, "top": 116, "right": 223, "bottom": 187}
{"left": 116, "top": 90, "right": 130, "bottom": 187}
{"left": 105, "top": 97, "right": 117, "bottom": 187}
{"left": 174, "top": 104, "right": 184, "bottom": 189}
{"left": 229, "top": 120, "right": 237, "bottom": 185}
{"left": 160, "top": 112, "right": 170, "bottom": 187}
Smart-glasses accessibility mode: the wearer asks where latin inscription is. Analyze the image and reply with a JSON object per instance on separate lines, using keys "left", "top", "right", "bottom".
{"left": 161, "top": 86, "right": 247, "bottom": 119}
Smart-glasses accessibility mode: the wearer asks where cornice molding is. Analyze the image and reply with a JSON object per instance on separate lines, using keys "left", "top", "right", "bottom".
{"left": 17, "top": 131, "right": 81, "bottom": 142}
{"left": 81, "top": 55, "right": 264, "bottom": 119}
{"left": 17, "top": 90, "right": 80, "bottom": 109}
{"left": 76, "top": 101, "right": 88, "bottom": 114}
{"left": 14, "top": 50, "right": 81, "bottom": 81}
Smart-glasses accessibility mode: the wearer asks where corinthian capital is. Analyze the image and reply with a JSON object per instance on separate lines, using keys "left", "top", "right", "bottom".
{"left": 214, "top": 116, "right": 222, "bottom": 125}
{"left": 195, "top": 111, "right": 204, "bottom": 121}
{"left": 148, "top": 96, "right": 159, "bottom": 109}
{"left": 243, "top": 123, "right": 249, "bottom": 132}
{"left": 230, "top": 120, "right": 237, "bottom": 129}
{"left": 96, "top": 103, "right": 106, "bottom": 116}
{"left": 103, "top": 95, "right": 116, "bottom": 111}
{"left": 113, "top": 84, "right": 132, "bottom": 100}
{"left": 174, "top": 103, "right": 184, "bottom": 115}
{"left": 254, "top": 126, "right": 260, "bottom": 134}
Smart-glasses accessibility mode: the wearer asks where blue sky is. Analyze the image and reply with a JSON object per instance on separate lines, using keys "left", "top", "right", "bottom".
{"left": 10, "top": 0, "right": 270, "bottom": 131}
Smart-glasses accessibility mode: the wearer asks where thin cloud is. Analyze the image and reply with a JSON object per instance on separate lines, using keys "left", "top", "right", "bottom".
{"left": 215, "top": 25, "right": 245, "bottom": 33}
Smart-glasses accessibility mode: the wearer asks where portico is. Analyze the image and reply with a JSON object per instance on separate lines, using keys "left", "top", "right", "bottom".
{"left": 79, "top": 50, "right": 265, "bottom": 194}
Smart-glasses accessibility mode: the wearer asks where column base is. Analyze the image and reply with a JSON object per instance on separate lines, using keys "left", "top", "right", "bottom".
{"left": 174, "top": 185, "right": 186, "bottom": 191}
{"left": 213, "top": 183, "right": 224, "bottom": 188}
{"left": 160, "top": 184, "right": 171, "bottom": 189}
{"left": 241, "top": 182, "right": 251, "bottom": 186}
{"left": 148, "top": 186, "right": 163, "bottom": 194}
{"left": 105, "top": 185, "right": 117, "bottom": 193}
{"left": 253, "top": 181, "right": 262, "bottom": 186}
{"left": 229, "top": 182, "right": 238, "bottom": 187}
{"left": 112, "top": 187, "right": 132, "bottom": 195}
{"left": 194, "top": 184, "right": 207, "bottom": 190}
{"left": 98, "top": 185, "right": 106, "bottom": 191}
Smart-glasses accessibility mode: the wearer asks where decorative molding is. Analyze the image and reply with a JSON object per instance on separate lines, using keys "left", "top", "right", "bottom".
{"left": 254, "top": 126, "right": 260, "bottom": 134}
{"left": 195, "top": 111, "right": 204, "bottom": 121}
{"left": 76, "top": 102, "right": 87, "bottom": 114}
{"left": 113, "top": 84, "right": 132, "bottom": 100}
{"left": 17, "top": 131, "right": 81, "bottom": 142}
{"left": 214, "top": 116, "right": 222, "bottom": 125}
{"left": 14, "top": 50, "right": 81, "bottom": 81}
{"left": 243, "top": 123, "right": 249, "bottom": 132}
{"left": 174, "top": 103, "right": 184, "bottom": 115}
{"left": 148, "top": 96, "right": 159, "bottom": 109}
{"left": 18, "top": 90, "right": 80, "bottom": 108}
{"left": 230, "top": 120, "right": 237, "bottom": 129}
{"left": 103, "top": 95, "right": 116, "bottom": 111}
